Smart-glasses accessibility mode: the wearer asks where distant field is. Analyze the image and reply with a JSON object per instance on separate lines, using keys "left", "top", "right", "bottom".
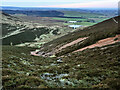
{"left": 52, "top": 17, "right": 87, "bottom": 21}
{"left": 64, "top": 22, "right": 96, "bottom": 26}
{"left": 3, "top": 9, "right": 110, "bottom": 27}
{"left": 52, "top": 11, "right": 109, "bottom": 26}
{"left": 52, "top": 17, "right": 108, "bottom": 24}
{"left": 95, "top": 18, "right": 110, "bottom": 22}
{"left": 52, "top": 17, "right": 106, "bottom": 26}
{"left": 61, "top": 11, "right": 103, "bottom": 17}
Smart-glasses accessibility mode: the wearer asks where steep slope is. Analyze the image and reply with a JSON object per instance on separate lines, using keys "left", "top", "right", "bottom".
{"left": 37, "top": 16, "right": 120, "bottom": 56}
{"left": 74, "top": 35, "right": 120, "bottom": 52}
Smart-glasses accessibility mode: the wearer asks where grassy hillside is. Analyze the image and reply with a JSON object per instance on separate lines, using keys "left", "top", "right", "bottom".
{"left": 2, "top": 27, "right": 52, "bottom": 45}
{"left": 2, "top": 42, "right": 120, "bottom": 89}
{"left": 1, "top": 12, "right": 74, "bottom": 47}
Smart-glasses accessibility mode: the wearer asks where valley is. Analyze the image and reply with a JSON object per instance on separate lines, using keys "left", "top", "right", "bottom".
{"left": 1, "top": 7, "right": 120, "bottom": 89}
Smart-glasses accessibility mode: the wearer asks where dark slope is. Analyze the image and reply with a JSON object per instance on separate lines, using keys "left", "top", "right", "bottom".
{"left": 2, "top": 27, "right": 51, "bottom": 45}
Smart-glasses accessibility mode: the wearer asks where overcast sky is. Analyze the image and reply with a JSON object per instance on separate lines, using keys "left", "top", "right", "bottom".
{"left": 1, "top": 0, "right": 118, "bottom": 8}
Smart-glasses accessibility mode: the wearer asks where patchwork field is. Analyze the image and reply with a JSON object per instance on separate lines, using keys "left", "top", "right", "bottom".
{"left": 52, "top": 10, "right": 109, "bottom": 26}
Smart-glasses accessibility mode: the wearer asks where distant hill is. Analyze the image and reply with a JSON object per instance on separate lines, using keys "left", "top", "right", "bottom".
{"left": 2, "top": 10, "right": 64, "bottom": 17}
{"left": 1, "top": 12, "right": 72, "bottom": 46}
{"left": 1, "top": 6, "right": 117, "bottom": 17}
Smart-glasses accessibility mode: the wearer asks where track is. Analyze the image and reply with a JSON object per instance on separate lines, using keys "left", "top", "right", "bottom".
{"left": 74, "top": 35, "right": 120, "bottom": 52}
{"left": 112, "top": 18, "right": 118, "bottom": 24}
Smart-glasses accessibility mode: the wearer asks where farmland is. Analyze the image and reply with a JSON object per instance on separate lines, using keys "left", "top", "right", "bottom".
{"left": 52, "top": 10, "right": 110, "bottom": 26}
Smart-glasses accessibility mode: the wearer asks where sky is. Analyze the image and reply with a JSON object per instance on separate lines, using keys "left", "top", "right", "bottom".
{"left": 1, "top": 0, "right": 119, "bottom": 8}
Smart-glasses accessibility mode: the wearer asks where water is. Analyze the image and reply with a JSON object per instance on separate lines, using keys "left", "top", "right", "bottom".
{"left": 69, "top": 25, "right": 82, "bottom": 29}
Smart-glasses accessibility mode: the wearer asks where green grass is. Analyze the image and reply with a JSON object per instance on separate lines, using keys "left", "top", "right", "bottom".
{"left": 53, "top": 17, "right": 96, "bottom": 26}
{"left": 52, "top": 17, "right": 87, "bottom": 21}
{"left": 52, "top": 17, "right": 107, "bottom": 26}
{"left": 94, "top": 18, "right": 110, "bottom": 23}
{"left": 64, "top": 22, "right": 96, "bottom": 26}
{"left": 78, "top": 22, "right": 96, "bottom": 26}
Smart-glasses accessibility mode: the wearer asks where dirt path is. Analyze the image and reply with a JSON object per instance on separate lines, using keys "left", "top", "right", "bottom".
{"left": 30, "top": 37, "right": 88, "bottom": 56}
{"left": 57, "top": 37, "right": 88, "bottom": 51}
{"left": 30, "top": 35, "right": 120, "bottom": 56}
{"left": 74, "top": 35, "right": 120, "bottom": 52}
{"left": 30, "top": 50, "right": 41, "bottom": 56}
{"left": 112, "top": 18, "right": 118, "bottom": 24}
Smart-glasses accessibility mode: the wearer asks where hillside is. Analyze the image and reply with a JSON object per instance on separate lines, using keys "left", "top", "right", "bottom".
{"left": 2, "top": 43, "right": 120, "bottom": 89}
{"left": 37, "top": 16, "right": 120, "bottom": 56}
{"left": 1, "top": 12, "right": 73, "bottom": 47}
{"left": 2, "top": 11, "right": 120, "bottom": 89}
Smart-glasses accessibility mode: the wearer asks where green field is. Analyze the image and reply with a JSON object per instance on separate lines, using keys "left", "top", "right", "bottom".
{"left": 52, "top": 17, "right": 108, "bottom": 26}
{"left": 52, "top": 18, "right": 97, "bottom": 26}
{"left": 64, "top": 22, "right": 96, "bottom": 26}
{"left": 52, "top": 10, "right": 109, "bottom": 26}
{"left": 52, "top": 17, "right": 87, "bottom": 21}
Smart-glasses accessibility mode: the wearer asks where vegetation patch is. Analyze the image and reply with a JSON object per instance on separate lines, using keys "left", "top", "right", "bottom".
{"left": 2, "top": 43, "right": 120, "bottom": 88}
